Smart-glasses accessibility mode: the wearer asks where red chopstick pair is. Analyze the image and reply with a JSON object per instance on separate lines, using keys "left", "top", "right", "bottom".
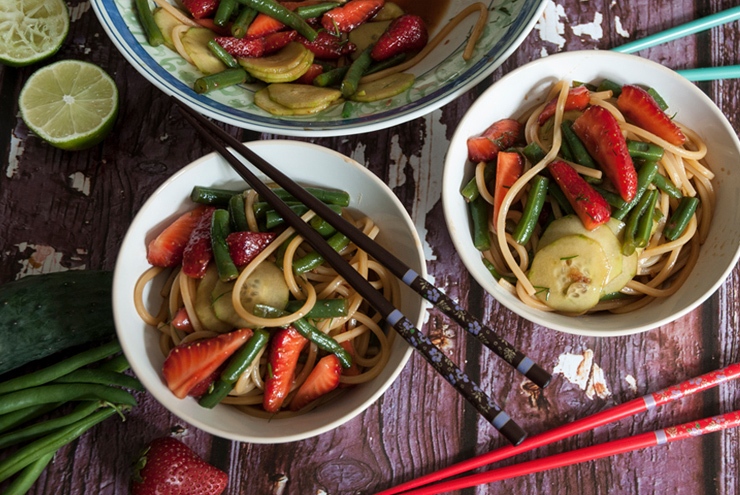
{"left": 376, "top": 363, "right": 740, "bottom": 495}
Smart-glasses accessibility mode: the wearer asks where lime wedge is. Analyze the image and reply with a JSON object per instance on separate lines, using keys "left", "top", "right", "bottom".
{"left": 19, "top": 60, "right": 119, "bottom": 151}
{"left": 0, "top": 0, "right": 70, "bottom": 67}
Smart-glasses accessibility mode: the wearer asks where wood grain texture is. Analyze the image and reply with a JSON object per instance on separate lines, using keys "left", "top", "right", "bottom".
{"left": 1, "top": 0, "right": 740, "bottom": 493}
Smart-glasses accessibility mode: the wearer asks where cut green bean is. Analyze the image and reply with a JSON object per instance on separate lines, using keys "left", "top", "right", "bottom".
{"left": 593, "top": 185, "right": 628, "bottom": 209}
{"left": 252, "top": 200, "right": 302, "bottom": 217}
{"left": 286, "top": 298, "right": 348, "bottom": 319}
{"left": 0, "top": 401, "right": 101, "bottom": 449}
{"left": 341, "top": 46, "right": 373, "bottom": 98}
{"left": 513, "top": 175, "right": 549, "bottom": 245}
{"left": 597, "top": 78, "right": 622, "bottom": 96}
{"left": 522, "top": 141, "right": 546, "bottom": 165}
{"left": 236, "top": 0, "right": 318, "bottom": 40}
{"left": 0, "top": 341, "right": 121, "bottom": 395}
{"left": 253, "top": 305, "right": 352, "bottom": 368}
{"left": 294, "top": 1, "right": 339, "bottom": 18}
{"left": 469, "top": 195, "right": 491, "bottom": 251}
{"left": 561, "top": 121, "right": 597, "bottom": 168}
{"left": 341, "top": 101, "right": 355, "bottom": 118}
{"left": 211, "top": 209, "right": 239, "bottom": 282}
{"left": 313, "top": 66, "right": 350, "bottom": 87}
{"left": 228, "top": 193, "right": 250, "bottom": 232}
{"left": 627, "top": 139, "right": 664, "bottom": 162}
{"left": 214, "top": 0, "right": 238, "bottom": 26}
{"left": 52, "top": 369, "right": 144, "bottom": 391}
{"left": 266, "top": 186, "right": 350, "bottom": 206}
{"left": 264, "top": 204, "right": 342, "bottom": 230}
{"left": 482, "top": 258, "right": 516, "bottom": 284}
{"left": 293, "top": 232, "right": 350, "bottom": 274}
{"left": 612, "top": 161, "right": 659, "bottom": 221}
{"left": 199, "top": 329, "right": 270, "bottom": 409}
{"left": 194, "top": 68, "right": 249, "bottom": 94}
{"left": 2, "top": 450, "right": 56, "bottom": 495}
{"left": 547, "top": 182, "right": 574, "bottom": 215}
{"left": 231, "top": 6, "right": 258, "bottom": 38}
{"left": 309, "top": 215, "right": 337, "bottom": 237}
{"left": 664, "top": 196, "right": 700, "bottom": 240}
{"left": 460, "top": 163, "right": 494, "bottom": 203}
{"left": 191, "top": 186, "right": 241, "bottom": 205}
{"left": 366, "top": 53, "right": 407, "bottom": 75}
{"left": 0, "top": 384, "right": 137, "bottom": 415}
{"left": 647, "top": 87, "right": 669, "bottom": 111}
{"left": 634, "top": 189, "right": 659, "bottom": 249}
{"left": 135, "top": 0, "right": 164, "bottom": 47}
{"left": 622, "top": 187, "right": 655, "bottom": 256}
{"left": 651, "top": 172, "right": 683, "bottom": 199}
{"left": 207, "top": 39, "right": 239, "bottom": 68}
{"left": 0, "top": 407, "right": 117, "bottom": 483}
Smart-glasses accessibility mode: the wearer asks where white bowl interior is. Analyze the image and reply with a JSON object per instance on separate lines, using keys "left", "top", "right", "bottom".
{"left": 113, "top": 141, "right": 427, "bottom": 442}
{"left": 91, "top": 0, "right": 547, "bottom": 136}
{"left": 443, "top": 50, "right": 740, "bottom": 337}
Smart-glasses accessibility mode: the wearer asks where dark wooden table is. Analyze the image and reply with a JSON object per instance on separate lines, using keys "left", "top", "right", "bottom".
{"left": 2, "top": 0, "right": 740, "bottom": 493}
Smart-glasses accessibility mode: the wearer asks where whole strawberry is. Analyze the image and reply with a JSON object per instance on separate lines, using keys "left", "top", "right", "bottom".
{"left": 371, "top": 14, "right": 428, "bottom": 62}
{"left": 132, "top": 437, "right": 228, "bottom": 495}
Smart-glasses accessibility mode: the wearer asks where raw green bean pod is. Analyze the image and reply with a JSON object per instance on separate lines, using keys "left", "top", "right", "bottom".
{"left": 0, "top": 401, "right": 101, "bottom": 449}
{"left": 513, "top": 175, "right": 549, "bottom": 245}
{"left": 52, "top": 369, "right": 144, "bottom": 391}
{"left": 0, "top": 403, "right": 61, "bottom": 435}
{"left": 2, "top": 451, "right": 56, "bottom": 495}
{"left": 0, "top": 384, "right": 137, "bottom": 416}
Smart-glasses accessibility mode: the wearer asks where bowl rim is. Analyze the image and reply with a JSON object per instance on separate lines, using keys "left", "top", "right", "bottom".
{"left": 442, "top": 50, "right": 740, "bottom": 337}
{"left": 90, "top": 0, "right": 547, "bottom": 137}
{"left": 112, "top": 140, "right": 428, "bottom": 442}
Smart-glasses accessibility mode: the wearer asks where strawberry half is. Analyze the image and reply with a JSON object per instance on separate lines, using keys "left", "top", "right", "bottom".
{"left": 147, "top": 205, "right": 211, "bottom": 268}
{"left": 296, "top": 31, "right": 356, "bottom": 59}
{"left": 466, "top": 118, "right": 523, "bottom": 163}
{"left": 547, "top": 160, "right": 611, "bottom": 230}
{"left": 617, "top": 84, "right": 686, "bottom": 146}
{"left": 571, "top": 105, "right": 637, "bottom": 202}
{"left": 371, "top": 14, "right": 428, "bottom": 62}
{"left": 246, "top": 12, "right": 287, "bottom": 38}
{"left": 321, "top": 0, "right": 385, "bottom": 33}
{"left": 263, "top": 326, "right": 308, "bottom": 413}
{"left": 182, "top": 206, "right": 215, "bottom": 279}
{"left": 290, "top": 354, "right": 342, "bottom": 411}
{"left": 295, "top": 63, "right": 325, "bottom": 84}
{"left": 215, "top": 31, "right": 296, "bottom": 58}
{"left": 132, "top": 437, "right": 228, "bottom": 495}
{"left": 181, "top": 0, "right": 218, "bottom": 19}
{"left": 537, "top": 85, "right": 591, "bottom": 126}
{"left": 162, "top": 328, "right": 252, "bottom": 399}
{"left": 226, "top": 231, "right": 276, "bottom": 266}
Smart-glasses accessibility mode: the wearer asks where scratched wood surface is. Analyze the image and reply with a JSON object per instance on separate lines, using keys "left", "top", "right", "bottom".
{"left": 1, "top": 0, "right": 740, "bottom": 493}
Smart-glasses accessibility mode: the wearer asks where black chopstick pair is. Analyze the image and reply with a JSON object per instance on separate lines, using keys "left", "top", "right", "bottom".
{"left": 173, "top": 98, "right": 550, "bottom": 445}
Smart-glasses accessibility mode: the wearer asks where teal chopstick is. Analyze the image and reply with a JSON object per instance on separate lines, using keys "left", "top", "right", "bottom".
{"left": 676, "top": 65, "right": 740, "bottom": 81}
{"left": 613, "top": 5, "right": 740, "bottom": 54}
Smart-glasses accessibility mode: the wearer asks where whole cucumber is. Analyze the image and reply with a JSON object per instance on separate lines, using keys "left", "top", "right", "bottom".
{"left": 0, "top": 271, "right": 116, "bottom": 376}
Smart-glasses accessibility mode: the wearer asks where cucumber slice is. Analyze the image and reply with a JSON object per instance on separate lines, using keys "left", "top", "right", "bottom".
{"left": 152, "top": 7, "right": 180, "bottom": 49}
{"left": 181, "top": 27, "right": 227, "bottom": 75}
{"left": 266, "top": 83, "right": 342, "bottom": 110}
{"left": 528, "top": 234, "right": 611, "bottom": 313}
{"left": 194, "top": 265, "right": 233, "bottom": 333}
{"left": 349, "top": 73, "right": 415, "bottom": 102}
{"left": 211, "top": 262, "right": 290, "bottom": 328}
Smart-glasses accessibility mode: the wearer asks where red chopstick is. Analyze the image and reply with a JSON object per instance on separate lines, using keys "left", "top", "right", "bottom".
{"left": 375, "top": 363, "right": 740, "bottom": 495}
{"left": 398, "top": 408, "right": 740, "bottom": 494}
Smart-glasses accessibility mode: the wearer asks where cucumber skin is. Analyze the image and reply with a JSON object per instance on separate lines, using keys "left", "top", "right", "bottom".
{"left": 0, "top": 271, "right": 116, "bottom": 376}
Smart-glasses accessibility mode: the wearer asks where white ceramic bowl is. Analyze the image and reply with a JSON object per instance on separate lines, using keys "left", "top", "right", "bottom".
{"left": 91, "top": 0, "right": 546, "bottom": 136}
{"left": 113, "top": 140, "right": 426, "bottom": 443}
{"left": 443, "top": 50, "right": 740, "bottom": 337}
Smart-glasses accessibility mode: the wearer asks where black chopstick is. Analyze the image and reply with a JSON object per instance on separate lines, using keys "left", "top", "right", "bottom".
{"left": 172, "top": 103, "right": 551, "bottom": 390}
{"left": 174, "top": 99, "right": 527, "bottom": 445}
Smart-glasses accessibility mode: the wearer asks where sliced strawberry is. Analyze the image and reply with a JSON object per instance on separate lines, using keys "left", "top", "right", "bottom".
{"left": 571, "top": 105, "right": 637, "bottom": 202}
{"left": 147, "top": 205, "right": 211, "bottom": 268}
{"left": 194, "top": 18, "right": 232, "bottom": 36}
{"left": 263, "top": 30, "right": 298, "bottom": 54}
{"left": 371, "top": 14, "right": 428, "bottom": 62}
{"left": 537, "top": 85, "right": 591, "bottom": 126}
{"left": 187, "top": 367, "right": 222, "bottom": 398}
{"left": 492, "top": 151, "right": 524, "bottom": 226}
{"left": 226, "top": 231, "right": 276, "bottom": 266}
{"left": 321, "top": 0, "right": 385, "bottom": 33}
{"left": 216, "top": 36, "right": 265, "bottom": 58}
{"left": 547, "top": 160, "right": 611, "bottom": 230}
{"left": 162, "top": 328, "right": 252, "bottom": 399}
{"left": 263, "top": 327, "right": 308, "bottom": 413}
{"left": 182, "top": 206, "right": 215, "bottom": 279}
{"left": 290, "top": 354, "right": 342, "bottom": 411}
{"left": 617, "top": 84, "right": 686, "bottom": 146}
{"left": 466, "top": 118, "right": 523, "bottom": 163}
{"left": 246, "top": 12, "right": 286, "bottom": 38}
{"left": 296, "top": 31, "right": 356, "bottom": 59}
{"left": 295, "top": 63, "right": 325, "bottom": 84}
{"left": 181, "top": 0, "right": 218, "bottom": 19}
{"left": 171, "top": 307, "right": 193, "bottom": 333}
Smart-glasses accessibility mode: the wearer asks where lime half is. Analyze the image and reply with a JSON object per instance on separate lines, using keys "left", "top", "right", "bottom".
{"left": 19, "top": 60, "right": 119, "bottom": 150}
{"left": 0, "top": 0, "right": 70, "bottom": 67}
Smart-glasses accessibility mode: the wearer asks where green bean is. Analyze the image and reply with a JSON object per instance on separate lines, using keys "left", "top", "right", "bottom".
{"left": 460, "top": 162, "right": 494, "bottom": 203}
{"left": 190, "top": 186, "right": 241, "bottom": 205}
{"left": 622, "top": 187, "right": 655, "bottom": 256}
{"left": 0, "top": 407, "right": 117, "bottom": 483}
{"left": 266, "top": 186, "right": 350, "bottom": 206}
{"left": 469, "top": 195, "right": 491, "bottom": 251}
{"left": 612, "top": 161, "right": 659, "bottom": 221}
{"left": 253, "top": 305, "right": 352, "bottom": 368}
{"left": 482, "top": 258, "right": 516, "bottom": 284}
{"left": 228, "top": 193, "right": 250, "bottom": 232}
{"left": 252, "top": 200, "right": 302, "bottom": 217}
{"left": 561, "top": 121, "right": 597, "bottom": 168}
{"left": 135, "top": 0, "right": 164, "bottom": 47}
{"left": 651, "top": 172, "right": 683, "bottom": 199}
{"left": 0, "top": 341, "right": 121, "bottom": 395}
{"left": 211, "top": 209, "right": 239, "bottom": 282}
{"left": 309, "top": 215, "right": 337, "bottom": 237}
{"left": 194, "top": 68, "right": 249, "bottom": 94}
{"left": 366, "top": 53, "right": 407, "bottom": 75}
{"left": 634, "top": 189, "right": 659, "bottom": 249}
{"left": 214, "top": 0, "right": 238, "bottom": 26}
{"left": 341, "top": 46, "right": 373, "bottom": 98}
{"left": 264, "top": 204, "right": 342, "bottom": 230}
{"left": 599, "top": 291, "right": 630, "bottom": 301}
{"left": 513, "top": 175, "right": 549, "bottom": 245}
{"left": 235, "top": 0, "right": 318, "bottom": 40}
{"left": 294, "top": 1, "right": 339, "bottom": 18}
{"left": 522, "top": 141, "right": 546, "bottom": 165}
{"left": 2, "top": 450, "right": 56, "bottom": 495}
{"left": 199, "top": 329, "right": 269, "bottom": 409}
{"left": 207, "top": 39, "right": 239, "bottom": 68}
{"left": 231, "top": 6, "right": 257, "bottom": 38}
{"left": 313, "top": 66, "right": 350, "bottom": 87}
{"left": 96, "top": 353, "right": 131, "bottom": 372}
{"left": 647, "top": 87, "right": 669, "bottom": 111}
{"left": 293, "top": 232, "right": 350, "bottom": 274}
{"left": 341, "top": 101, "right": 355, "bottom": 119}
{"left": 0, "top": 384, "right": 137, "bottom": 416}
{"left": 0, "top": 403, "right": 61, "bottom": 435}
{"left": 627, "top": 139, "right": 664, "bottom": 162}
{"left": 592, "top": 185, "right": 628, "bottom": 209}
{"left": 0, "top": 401, "right": 101, "bottom": 449}
{"left": 286, "top": 298, "right": 348, "bottom": 319}
{"left": 547, "top": 182, "right": 574, "bottom": 215}
{"left": 52, "top": 369, "right": 144, "bottom": 391}
{"left": 596, "top": 78, "right": 622, "bottom": 96}
{"left": 558, "top": 133, "right": 574, "bottom": 162}
{"left": 664, "top": 196, "right": 700, "bottom": 241}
